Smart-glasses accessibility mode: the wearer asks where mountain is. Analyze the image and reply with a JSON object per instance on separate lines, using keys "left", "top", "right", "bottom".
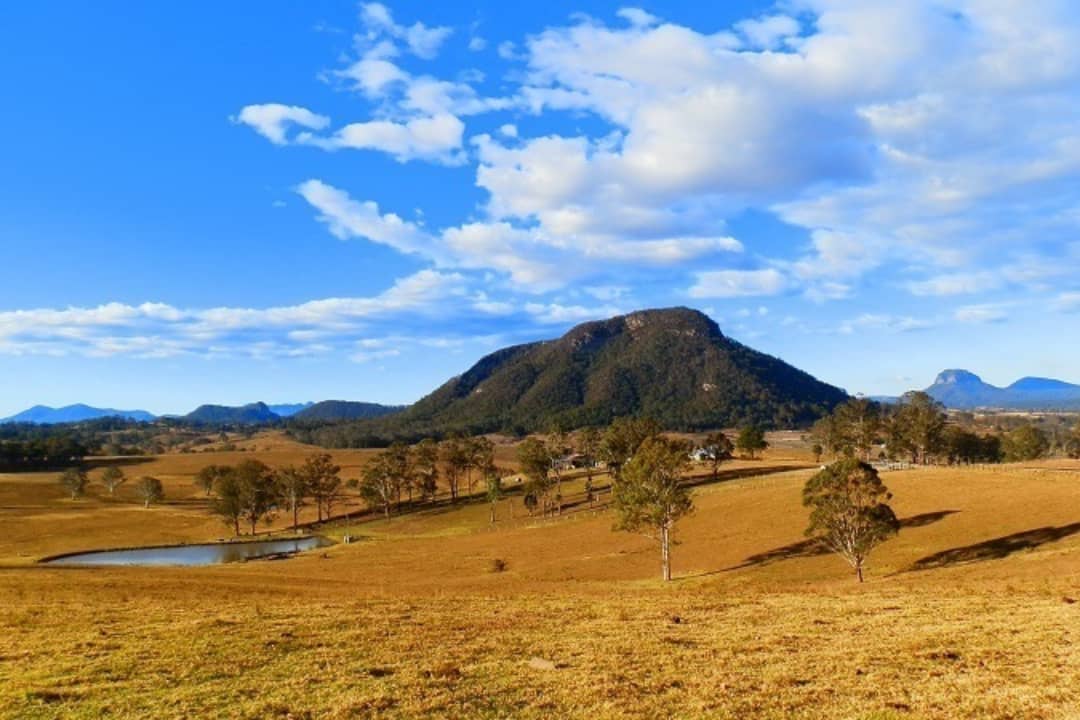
{"left": 183, "top": 402, "right": 280, "bottom": 425}
{"left": 267, "top": 402, "right": 314, "bottom": 417}
{"left": 321, "top": 307, "right": 847, "bottom": 441}
{"left": 292, "top": 400, "right": 404, "bottom": 422}
{"left": 925, "top": 370, "right": 1080, "bottom": 410}
{"left": 1, "top": 404, "right": 156, "bottom": 424}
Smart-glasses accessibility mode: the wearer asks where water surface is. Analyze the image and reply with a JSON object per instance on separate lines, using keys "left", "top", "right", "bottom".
{"left": 43, "top": 536, "right": 332, "bottom": 567}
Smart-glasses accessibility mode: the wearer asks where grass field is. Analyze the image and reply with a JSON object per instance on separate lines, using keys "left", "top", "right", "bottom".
{"left": 2, "top": 433, "right": 1080, "bottom": 718}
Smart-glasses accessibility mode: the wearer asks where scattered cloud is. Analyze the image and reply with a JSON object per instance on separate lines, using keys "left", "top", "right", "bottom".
{"left": 688, "top": 269, "right": 788, "bottom": 299}
{"left": 233, "top": 104, "right": 329, "bottom": 145}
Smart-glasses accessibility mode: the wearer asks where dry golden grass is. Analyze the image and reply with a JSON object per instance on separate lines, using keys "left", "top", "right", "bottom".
{"left": 2, "top": 436, "right": 1080, "bottom": 719}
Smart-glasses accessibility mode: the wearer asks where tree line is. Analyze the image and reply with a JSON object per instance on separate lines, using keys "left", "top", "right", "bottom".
{"left": 809, "top": 392, "right": 1077, "bottom": 465}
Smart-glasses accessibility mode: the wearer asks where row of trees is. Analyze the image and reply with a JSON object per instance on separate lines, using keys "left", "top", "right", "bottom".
{"left": 198, "top": 454, "right": 343, "bottom": 535}
{"left": 810, "top": 393, "right": 1072, "bottom": 465}
{"left": 57, "top": 466, "right": 164, "bottom": 507}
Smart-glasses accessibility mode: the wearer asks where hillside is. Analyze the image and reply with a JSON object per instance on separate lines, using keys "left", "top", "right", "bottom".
{"left": 1, "top": 404, "right": 155, "bottom": 424}
{"left": 293, "top": 400, "right": 404, "bottom": 422}
{"left": 314, "top": 308, "right": 847, "bottom": 442}
{"left": 926, "top": 369, "right": 1080, "bottom": 409}
{"left": 183, "top": 401, "right": 279, "bottom": 425}
{"left": 267, "top": 402, "right": 314, "bottom": 417}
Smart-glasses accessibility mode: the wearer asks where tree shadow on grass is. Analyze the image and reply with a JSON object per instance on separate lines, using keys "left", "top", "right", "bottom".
{"left": 683, "top": 465, "right": 813, "bottom": 490}
{"left": 905, "top": 521, "right": 1080, "bottom": 572}
{"left": 721, "top": 510, "right": 961, "bottom": 572}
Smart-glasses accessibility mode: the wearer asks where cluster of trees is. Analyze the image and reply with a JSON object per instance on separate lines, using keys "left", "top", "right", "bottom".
{"left": 810, "top": 393, "right": 1071, "bottom": 465}
{"left": 198, "top": 454, "right": 343, "bottom": 535}
{"left": 1, "top": 436, "right": 88, "bottom": 471}
{"left": 57, "top": 466, "right": 164, "bottom": 507}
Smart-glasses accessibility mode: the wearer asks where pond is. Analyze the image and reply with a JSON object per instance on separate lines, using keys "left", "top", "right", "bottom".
{"left": 41, "top": 536, "right": 333, "bottom": 567}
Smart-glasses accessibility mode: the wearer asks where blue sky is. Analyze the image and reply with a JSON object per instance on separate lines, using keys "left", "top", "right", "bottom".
{"left": 2, "top": 1, "right": 1080, "bottom": 416}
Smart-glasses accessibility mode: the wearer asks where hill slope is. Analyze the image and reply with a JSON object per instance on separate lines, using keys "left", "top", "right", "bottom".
{"left": 926, "top": 369, "right": 1080, "bottom": 409}
{"left": 1, "top": 404, "right": 156, "bottom": 424}
{"left": 293, "top": 400, "right": 404, "bottom": 422}
{"left": 330, "top": 308, "right": 847, "bottom": 440}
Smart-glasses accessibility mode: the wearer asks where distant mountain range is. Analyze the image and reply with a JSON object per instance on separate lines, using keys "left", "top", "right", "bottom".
{"left": 319, "top": 307, "right": 848, "bottom": 440}
{"left": 1, "top": 404, "right": 157, "bottom": 424}
{"left": 923, "top": 369, "right": 1080, "bottom": 410}
{"left": 2, "top": 400, "right": 400, "bottom": 425}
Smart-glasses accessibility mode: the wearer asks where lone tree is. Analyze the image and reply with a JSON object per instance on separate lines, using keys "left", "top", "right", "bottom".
{"left": 702, "top": 431, "right": 734, "bottom": 481}
{"left": 59, "top": 467, "right": 89, "bottom": 499}
{"left": 736, "top": 426, "right": 768, "bottom": 459}
{"left": 135, "top": 476, "right": 164, "bottom": 508}
{"left": 601, "top": 417, "right": 661, "bottom": 483}
{"left": 802, "top": 458, "right": 899, "bottom": 582}
{"left": 1003, "top": 424, "right": 1050, "bottom": 461}
{"left": 100, "top": 466, "right": 127, "bottom": 495}
{"left": 612, "top": 437, "right": 694, "bottom": 582}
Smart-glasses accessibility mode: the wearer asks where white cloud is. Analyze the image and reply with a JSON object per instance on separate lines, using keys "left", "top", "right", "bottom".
{"left": 688, "top": 269, "right": 788, "bottom": 299}
{"left": 839, "top": 314, "right": 934, "bottom": 335}
{"left": 1054, "top": 292, "right": 1080, "bottom": 312}
{"left": 468, "top": 36, "right": 487, "bottom": 52}
{"left": 298, "top": 113, "right": 465, "bottom": 164}
{"left": 524, "top": 302, "right": 623, "bottom": 324}
{"left": 907, "top": 272, "right": 1001, "bottom": 297}
{"left": 360, "top": 3, "right": 452, "bottom": 59}
{"left": 954, "top": 304, "right": 1008, "bottom": 324}
{"left": 734, "top": 14, "right": 800, "bottom": 50}
{"left": 233, "top": 104, "right": 329, "bottom": 145}
{"left": 616, "top": 8, "right": 659, "bottom": 28}
{"left": 0, "top": 270, "right": 468, "bottom": 359}
{"left": 296, "top": 179, "right": 436, "bottom": 255}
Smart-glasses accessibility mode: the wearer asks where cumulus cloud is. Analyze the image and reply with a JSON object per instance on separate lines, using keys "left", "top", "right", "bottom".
{"left": 298, "top": 113, "right": 466, "bottom": 163}
{"left": 233, "top": 104, "right": 329, "bottom": 145}
{"left": 359, "top": 2, "right": 452, "bottom": 59}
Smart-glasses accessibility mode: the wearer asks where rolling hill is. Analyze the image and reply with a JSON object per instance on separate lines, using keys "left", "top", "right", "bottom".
{"left": 309, "top": 307, "right": 848, "bottom": 442}
{"left": 292, "top": 400, "right": 404, "bottom": 422}
{"left": 1, "top": 404, "right": 156, "bottom": 424}
{"left": 925, "top": 369, "right": 1080, "bottom": 410}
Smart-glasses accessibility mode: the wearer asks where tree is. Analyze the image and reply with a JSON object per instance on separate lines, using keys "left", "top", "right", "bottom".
{"left": 1003, "top": 424, "right": 1050, "bottom": 461}
{"left": 100, "top": 466, "right": 126, "bottom": 495}
{"left": 360, "top": 453, "right": 397, "bottom": 519}
{"left": 517, "top": 437, "right": 553, "bottom": 516}
{"left": 889, "top": 392, "right": 946, "bottom": 464}
{"left": 414, "top": 438, "right": 440, "bottom": 502}
{"left": 194, "top": 464, "right": 230, "bottom": 496}
{"left": 1065, "top": 422, "right": 1080, "bottom": 459}
{"left": 440, "top": 435, "right": 469, "bottom": 502}
{"left": 485, "top": 469, "right": 504, "bottom": 524}
{"left": 276, "top": 465, "right": 309, "bottom": 532}
{"left": 832, "top": 398, "right": 883, "bottom": 461}
{"left": 234, "top": 460, "right": 279, "bottom": 535}
{"left": 547, "top": 428, "right": 570, "bottom": 514}
{"left": 701, "top": 431, "right": 734, "bottom": 480}
{"left": 736, "top": 426, "right": 768, "bottom": 459}
{"left": 601, "top": 417, "right": 661, "bottom": 482}
{"left": 612, "top": 437, "right": 694, "bottom": 582}
{"left": 811, "top": 443, "right": 824, "bottom": 463}
{"left": 59, "top": 467, "right": 89, "bottom": 499}
{"left": 304, "top": 453, "right": 342, "bottom": 522}
{"left": 468, "top": 436, "right": 496, "bottom": 498}
{"left": 802, "top": 458, "right": 899, "bottom": 582}
{"left": 135, "top": 476, "right": 164, "bottom": 508}
{"left": 384, "top": 442, "right": 414, "bottom": 508}
{"left": 577, "top": 426, "right": 602, "bottom": 488}
{"left": 211, "top": 468, "right": 244, "bottom": 536}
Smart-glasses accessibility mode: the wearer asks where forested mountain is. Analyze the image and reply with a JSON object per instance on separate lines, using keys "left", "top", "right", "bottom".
{"left": 292, "top": 400, "right": 404, "bottom": 422}
{"left": 925, "top": 369, "right": 1080, "bottom": 410}
{"left": 183, "top": 402, "right": 280, "bottom": 425}
{"left": 292, "top": 307, "right": 848, "bottom": 446}
{"left": 1, "top": 404, "right": 156, "bottom": 424}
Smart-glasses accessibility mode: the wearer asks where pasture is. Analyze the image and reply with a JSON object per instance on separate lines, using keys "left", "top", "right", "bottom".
{"left": 1, "top": 434, "right": 1079, "bottom": 718}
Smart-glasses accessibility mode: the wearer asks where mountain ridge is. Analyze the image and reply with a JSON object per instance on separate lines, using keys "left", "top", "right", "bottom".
{"left": 294, "top": 307, "right": 849, "bottom": 444}
{"left": 924, "top": 369, "right": 1080, "bottom": 409}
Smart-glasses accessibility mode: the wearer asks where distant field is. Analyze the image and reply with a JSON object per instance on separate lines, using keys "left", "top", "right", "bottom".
{"left": 1, "top": 433, "right": 1079, "bottom": 718}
